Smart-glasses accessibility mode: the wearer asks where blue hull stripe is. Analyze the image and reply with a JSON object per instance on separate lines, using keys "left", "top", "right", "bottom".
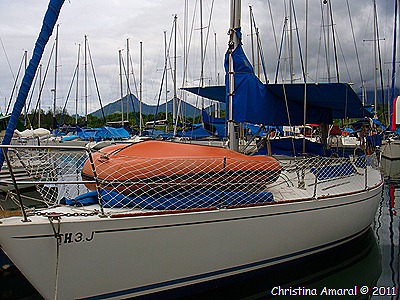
{"left": 80, "top": 226, "right": 370, "bottom": 300}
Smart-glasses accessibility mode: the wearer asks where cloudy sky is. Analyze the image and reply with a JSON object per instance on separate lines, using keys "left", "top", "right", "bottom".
{"left": 0, "top": 0, "right": 397, "bottom": 117}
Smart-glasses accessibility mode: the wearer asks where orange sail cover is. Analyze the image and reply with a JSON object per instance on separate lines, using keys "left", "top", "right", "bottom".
{"left": 82, "top": 140, "right": 281, "bottom": 194}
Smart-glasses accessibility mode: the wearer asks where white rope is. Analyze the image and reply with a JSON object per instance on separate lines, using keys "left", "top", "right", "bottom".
{"left": 49, "top": 216, "right": 61, "bottom": 300}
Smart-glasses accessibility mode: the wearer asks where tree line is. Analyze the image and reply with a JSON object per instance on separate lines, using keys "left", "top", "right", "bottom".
{"left": 23, "top": 108, "right": 204, "bottom": 131}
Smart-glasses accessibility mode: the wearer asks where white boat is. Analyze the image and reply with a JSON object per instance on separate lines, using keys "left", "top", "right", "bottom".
{"left": 381, "top": 133, "right": 400, "bottom": 160}
{"left": 0, "top": 143, "right": 383, "bottom": 299}
{"left": 0, "top": 0, "right": 383, "bottom": 299}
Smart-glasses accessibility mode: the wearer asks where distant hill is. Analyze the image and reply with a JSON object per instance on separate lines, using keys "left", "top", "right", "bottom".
{"left": 362, "top": 87, "right": 400, "bottom": 106}
{"left": 90, "top": 94, "right": 203, "bottom": 118}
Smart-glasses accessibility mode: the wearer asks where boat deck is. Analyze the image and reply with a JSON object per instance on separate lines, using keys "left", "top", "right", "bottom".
{"left": 0, "top": 145, "right": 383, "bottom": 222}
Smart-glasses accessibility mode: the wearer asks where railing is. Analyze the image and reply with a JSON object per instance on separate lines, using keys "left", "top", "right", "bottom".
{"left": 0, "top": 145, "right": 381, "bottom": 217}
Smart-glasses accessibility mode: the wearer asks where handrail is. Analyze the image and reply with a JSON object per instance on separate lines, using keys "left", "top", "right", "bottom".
{"left": 0, "top": 144, "right": 104, "bottom": 216}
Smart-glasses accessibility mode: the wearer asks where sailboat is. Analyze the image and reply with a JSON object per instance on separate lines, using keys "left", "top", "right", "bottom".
{"left": 381, "top": 97, "right": 400, "bottom": 160}
{"left": 380, "top": 0, "right": 399, "bottom": 161}
{"left": 0, "top": 0, "right": 383, "bottom": 299}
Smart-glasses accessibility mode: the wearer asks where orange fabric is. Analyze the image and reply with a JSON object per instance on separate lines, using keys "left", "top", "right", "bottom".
{"left": 82, "top": 140, "right": 281, "bottom": 189}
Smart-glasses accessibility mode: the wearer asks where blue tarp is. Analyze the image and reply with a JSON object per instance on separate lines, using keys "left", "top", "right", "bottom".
{"left": 311, "top": 163, "right": 355, "bottom": 180}
{"left": 61, "top": 135, "right": 79, "bottom": 141}
{"left": 184, "top": 83, "right": 370, "bottom": 126}
{"left": 95, "top": 126, "right": 130, "bottom": 140}
{"left": 366, "top": 133, "right": 382, "bottom": 148}
{"left": 202, "top": 110, "right": 227, "bottom": 137}
{"left": 202, "top": 110, "right": 273, "bottom": 138}
{"left": 76, "top": 126, "right": 130, "bottom": 141}
{"left": 65, "top": 188, "right": 274, "bottom": 209}
{"left": 183, "top": 29, "right": 371, "bottom": 126}
{"left": 176, "top": 127, "right": 213, "bottom": 139}
{"left": 371, "top": 118, "right": 387, "bottom": 130}
{"left": 264, "top": 138, "right": 331, "bottom": 157}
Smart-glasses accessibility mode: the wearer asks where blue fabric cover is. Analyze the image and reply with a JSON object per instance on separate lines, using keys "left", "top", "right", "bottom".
{"left": 61, "top": 135, "right": 79, "bottom": 141}
{"left": 183, "top": 27, "right": 371, "bottom": 126}
{"left": 267, "top": 138, "right": 330, "bottom": 157}
{"left": 311, "top": 163, "right": 355, "bottom": 180}
{"left": 176, "top": 127, "right": 213, "bottom": 139}
{"left": 66, "top": 188, "right": 274, "bottom": 209}
{"left": 76, "top": 126, "right": 130, "bottom": 141}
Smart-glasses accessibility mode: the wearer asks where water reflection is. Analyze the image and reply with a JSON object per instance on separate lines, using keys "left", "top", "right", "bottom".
{"left": 373, "top": 181, "right": 400, "bottom": 300}
{"left": 381, "top": 156, "right": 400, "bottom": 181}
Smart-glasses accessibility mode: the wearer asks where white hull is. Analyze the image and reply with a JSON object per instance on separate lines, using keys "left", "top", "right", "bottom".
{"left": 380, "top": 156, "right": 400, "bottom": 179}
{"left": 381, "top": 139, "right": 400, "bottom": 160}
{"left": 0, "top": 182, "right": 382, "bottom": 300}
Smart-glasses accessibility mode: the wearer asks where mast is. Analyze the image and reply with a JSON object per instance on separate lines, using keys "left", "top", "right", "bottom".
{"left": 75, "top": 43, "right": 81, "bottom": 126}
{"left": 53, "top": 24, "right": 59, "bottom": 130}
{"left": 118, "top": 49, "right": 124, "bottom": 125}
{"left": 289, "top": 0, "right": 294, "bottom": 83}
{"left": 126, "top": 38, "right": 130, "bottom": 122}
{"left": 139, "top": 41, "right": 143, "bottom": 135}
{"left": 303, "top": 0, "right": 309, "bottom": 156}
{"left": 23, "top": 50, "right": 28, "bottom": 126}
{"left": 164, "top": 30, "right": 168, "bottom": 133}
{"left": 200, "top": 0, "right": 205, "bottom": 109}
{"left": 214, "top": 32, "right": 220, "bottom": 117}
{"left": 373, "top": 0, "right": 378, "bottom": 119}
{"left": 173, "top": 14, "right": 178, "bottom": 135}
{"left": 84, "top": 35, "right": 88, "bottom": 125}
{"left": 390, "top": 0, "right": 398, "bottom": 130}
{"left": 250, "top": 6, "right": 255, "bottom": 71}
{"left": 38, "top": 64, "right": 42, "bottom": 128}
{"left": 228, "top": 0, "right": 241, "bottom": 151}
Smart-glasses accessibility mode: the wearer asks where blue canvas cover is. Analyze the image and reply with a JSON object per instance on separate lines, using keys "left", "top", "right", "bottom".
{"left": 267, "top": 138, "right": 329, "bottom": 157}
{"left": 77, "top": 128, "right": 99, "bottom": 141}
{"left": 184, "top": 83, "right": 369, "bottom": 125}
{"left": 183, "top": 28, "right": 371, "bottom": 126}
{"left": 202, "top": 109, "right": 227, "bottom": 137}
{"left": 176, "top": 126, "right": 213, "bottom": 139}
{"left": 95, "top": 126, "right": 130, "bottom": 140}
{"left": 76, "top": 126, "right": 130, "bottom": 141}
{"left": 65, "top": 188, "right": 274, "bottom": 209}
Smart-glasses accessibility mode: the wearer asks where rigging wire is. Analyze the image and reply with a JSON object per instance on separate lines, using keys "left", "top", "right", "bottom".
{"left": 267, "top": 0, "right": 280, "bottom": 59}
{"left": 250, "top": 8, "right": 268, "bottom": 83}
{"left": 390, "top": 0, "right": 398, "bottom": 112}
{"left": 153, "top": 20, "right": 175, "bottom": 134}
{"left": 290, "top": 0, "right": 306, "bottom": 82}
{"left": 327, "top": 0, "right": 340, "bottom": 82}
{"left": 5, "top": 53, "right": 26, "bottom": 115}
{"left": 120, "top": 51, "right": 140, "bottom": 128}
{"left": 373, "top": 0, "right": 387, "bottom": 123}
{"left": 87, "top": 40, "right": 107, "bottom": 124}
{"left": 0, "top": 37, "right": 16, "bottom": 81}
{"left": 320, "top": 0, "right": 331, "bottom": 82}
{"left": 30, "top": 42, "right": 56, "bottom": 127}
{"left": 346, "top": 0, "right": 364, "bottom": 88}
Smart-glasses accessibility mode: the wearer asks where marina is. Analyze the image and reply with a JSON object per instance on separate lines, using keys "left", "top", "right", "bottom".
{"left": 0, "top": 0, "right": 399, "bottom": 299}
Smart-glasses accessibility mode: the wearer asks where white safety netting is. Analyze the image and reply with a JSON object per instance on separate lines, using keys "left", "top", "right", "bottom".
{"left": 0, "top": 145, "right": 380, "bottom": 212}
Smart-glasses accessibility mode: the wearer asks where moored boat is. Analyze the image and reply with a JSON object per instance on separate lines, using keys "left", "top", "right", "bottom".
{"left": 0, "top": 0, "right": 384, "bottom": 299}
